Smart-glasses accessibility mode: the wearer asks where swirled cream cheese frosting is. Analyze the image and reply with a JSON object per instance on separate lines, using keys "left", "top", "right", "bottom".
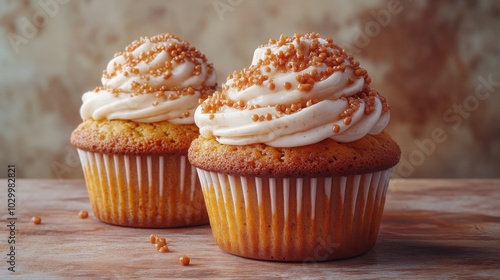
{"left": 80, "top": 33, "right": 217, "bottom": 124}
{"left": 195, "top": 33, "right": 390, "bottom": 147}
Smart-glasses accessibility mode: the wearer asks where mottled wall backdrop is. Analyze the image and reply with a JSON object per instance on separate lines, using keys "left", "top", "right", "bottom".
{"left": 1, "top": 0, "right": 499, "bottom": 179}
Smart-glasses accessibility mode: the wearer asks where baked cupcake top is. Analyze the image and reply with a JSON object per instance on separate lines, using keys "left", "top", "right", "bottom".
{"left": 195, "top": 32, "right": 390, "bottom": 147}
{"left": 80, "top": 33, "right": 217, "bottom": 124}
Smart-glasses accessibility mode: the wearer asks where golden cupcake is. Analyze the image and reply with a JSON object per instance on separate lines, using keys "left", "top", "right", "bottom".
{"left": 71, "top": 33, "right": 216, "bottom": 228}
{"left": 188, "top": 33, "right": 400, "bottom": 261}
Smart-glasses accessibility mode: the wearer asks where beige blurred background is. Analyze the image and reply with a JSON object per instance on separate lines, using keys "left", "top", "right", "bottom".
{"left": 0, "top": 0, "right": 499, "bottom": 179}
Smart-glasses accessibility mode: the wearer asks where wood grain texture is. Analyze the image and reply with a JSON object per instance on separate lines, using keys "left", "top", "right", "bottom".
{"left": 1, "top": 179, "right": 499, "bottom": 279}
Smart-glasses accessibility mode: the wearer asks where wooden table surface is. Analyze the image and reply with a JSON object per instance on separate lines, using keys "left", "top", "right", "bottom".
{"left": 1, "top": 179, "right": 499, "bottom": 279}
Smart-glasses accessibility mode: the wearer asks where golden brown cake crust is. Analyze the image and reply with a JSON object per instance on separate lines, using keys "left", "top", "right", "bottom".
{"left": 188, "top": 131, "right": 401, "bottom": 177}
{"left": 71, "top": 120, "right": 199, "bottom": 155}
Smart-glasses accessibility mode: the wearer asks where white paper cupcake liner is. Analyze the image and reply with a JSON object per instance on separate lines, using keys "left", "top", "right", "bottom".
{"left": 77, "top": 149, "right": 208, "bottom": 228}
{"left": 196, "top": 168, "right": 392, "bottom": 261}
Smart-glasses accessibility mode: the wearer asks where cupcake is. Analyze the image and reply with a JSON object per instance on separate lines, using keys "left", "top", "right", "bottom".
{"left": 188, "top": 33, "right": 400, "bottom": 261}
{"left": 71, "top": 33, "right": 216, "bottom": 228}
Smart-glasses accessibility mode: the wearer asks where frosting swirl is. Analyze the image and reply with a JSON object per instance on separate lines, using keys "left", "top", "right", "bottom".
{"left": 81, "top": 33, "right": 217, "bottom": 124}
{"left": 195, "top": 33, "right": 390, "bottom": 147}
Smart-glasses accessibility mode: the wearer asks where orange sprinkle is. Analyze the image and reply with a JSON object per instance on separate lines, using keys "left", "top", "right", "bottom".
{"left": 149, "top": 234, "right": 157, "bottom": 244}
{"left": 155, "top": 243, "right": 164, "bottom": 251}
{"left": 298, "top": 83, "right": 313, "bottom": 92}
{"left": 78, "top": 210, "right": 89, "bottom": 219}
{"left": 32, "top": 216, "right": 41, "bottom": 224}
{"left": 180, "top": 256, "right": 190, "bottom": 266}
{"left": 159, "top": 245, "right": 169, "bottom": 253}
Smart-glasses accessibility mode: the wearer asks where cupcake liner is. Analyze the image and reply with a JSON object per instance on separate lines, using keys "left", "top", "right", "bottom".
{"left": 196, "top": 168, "right": 392, "bottom": 261}
{"left": 77, "top": 149, "right": 208, "bottom": 228}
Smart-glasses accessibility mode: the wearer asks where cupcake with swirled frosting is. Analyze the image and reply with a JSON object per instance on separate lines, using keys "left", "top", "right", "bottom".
{"left": 188, "top": 33, "right": 400, "bottom": 261}
{"left": 71, "top": 33, "right": 216, "bottom": 228}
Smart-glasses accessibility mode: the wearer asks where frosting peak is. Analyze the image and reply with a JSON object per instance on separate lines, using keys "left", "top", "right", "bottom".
{"left": 195, "top": 33, "right": 390, "bottom": 147}
{"left": 81, "top": 33, "right": 217, "bottom": 124}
